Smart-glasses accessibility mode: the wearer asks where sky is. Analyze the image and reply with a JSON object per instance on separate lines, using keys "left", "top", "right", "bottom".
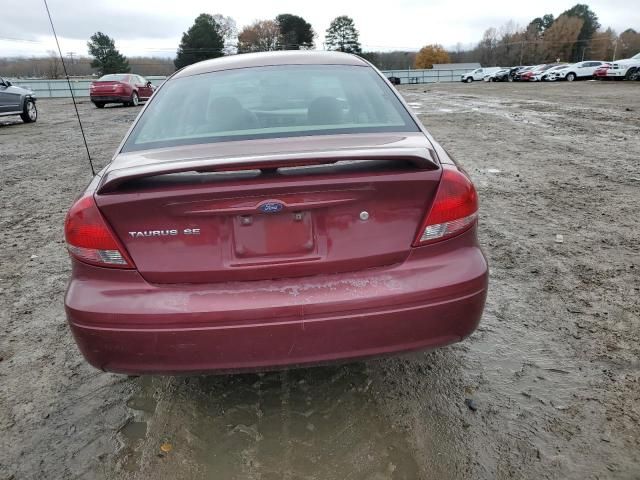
{"left": 1, "top": 0, "right": 637, "bottom": 58}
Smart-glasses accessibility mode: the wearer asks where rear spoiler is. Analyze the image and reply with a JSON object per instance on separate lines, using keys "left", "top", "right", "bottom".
{"left": 97, "top": 147, "right": 439, "bottom": 193}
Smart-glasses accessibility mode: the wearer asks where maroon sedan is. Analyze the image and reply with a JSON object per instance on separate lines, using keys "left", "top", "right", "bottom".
{"left": 89, "top": 73, "right": 155, "bottom": 108}
{"left": 65, "top": 51, "right": 488, "bottom": 374}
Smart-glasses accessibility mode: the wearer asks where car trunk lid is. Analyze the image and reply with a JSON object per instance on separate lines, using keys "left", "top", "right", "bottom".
{"left": 91, "top": 81, "right": 124, "bottom": 93}
{"left": 94, "top": 133, "right": 442, "bottom": 284}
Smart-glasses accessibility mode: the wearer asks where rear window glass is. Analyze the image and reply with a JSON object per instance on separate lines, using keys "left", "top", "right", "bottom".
{"left": 99, "top": 74, "right": 129, "bottom": 81}
{"left": 121, "top": 65, "right": 418, "bottom": 152}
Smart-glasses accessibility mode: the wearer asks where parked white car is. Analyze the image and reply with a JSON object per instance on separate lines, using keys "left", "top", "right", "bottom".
{"left": 550, "top": 61, "right": 607, "bottom": 81}
{"left": 606, "top": 53, "right": 640, "bottom": 80}
{"left": 547, "top": 66, "right": 569, "bottom": 81}
{"left": 534, "top": 64, "right": 569, "bottom": 81}
{"left": 461, "top": 67, "right": 502, "bottom": 83}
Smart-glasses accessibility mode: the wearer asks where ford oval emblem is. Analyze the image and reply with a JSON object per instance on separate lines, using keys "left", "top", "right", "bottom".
{"left": 259, "top": 201, "right": 284, "bottom": 214}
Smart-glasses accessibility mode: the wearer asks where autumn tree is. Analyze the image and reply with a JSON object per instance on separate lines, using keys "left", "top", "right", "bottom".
{"left": 175, "top": 14, "right": 225, "bottom": 69}
{"left": 325, "top": 16, "right": 361, "bottom": 54}
{"left": 542, "top": 15, "right": 584, "bottom": 62}
{"left": 414, "top": 44, "right": 450, "bottom": 69}
{"left": 276, "top": 14, "right": 314, "bottom": 49}
{"left": 87, "top": 32, "right": 130, "bottom": 75}
{"left": 238, "top": 20, "right": 282, "bottom": 53}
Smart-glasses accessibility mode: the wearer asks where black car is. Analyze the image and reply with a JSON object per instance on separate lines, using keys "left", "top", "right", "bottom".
{"left": 507, "top": 66, "right": 526, "bottom": 81}
{"left": 488, "top": 69, "right": 512, "bottom": 82}
{"left": 0, "top": 77, "right": 37, "bottom": 123}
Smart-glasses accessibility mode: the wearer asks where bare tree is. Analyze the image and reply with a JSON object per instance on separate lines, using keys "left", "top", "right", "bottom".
{"left": 618, "top": 29, "right": 640, "bottom": 58}
{"left": 477, "top": 28, "right": 500, "bottom": 65}
{"left": 46, "top": 50, "right": 62, "bottom": 79}
{"left": 238, "top": 20, "right": 282, "bottom": 53}
{"left": 212, "top": 14, "right": 238, "bottom": 55}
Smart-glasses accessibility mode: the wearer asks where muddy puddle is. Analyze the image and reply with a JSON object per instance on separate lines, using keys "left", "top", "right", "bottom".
{"left": 119, "top": 364, "right": 425, "bottom": 479}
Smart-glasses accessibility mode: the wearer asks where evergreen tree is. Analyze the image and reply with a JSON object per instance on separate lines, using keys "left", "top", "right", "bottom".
{"left": 325, "top": 16, "right": 361, "bottom": 54}
{"left": 175, "top": 14, "right": 225, "bottom": 70}
{"left": 276, "top": 14, "right": 314, "bottom": 49}
{"left": 87, "top": 32, "right": 129, "bottom": 75}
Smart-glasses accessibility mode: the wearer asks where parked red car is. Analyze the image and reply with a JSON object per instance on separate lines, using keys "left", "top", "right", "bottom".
{"left": 593, "top": 64, "right": 611, "bottom": 79}
{"left": 519, "top": 69, "right": 537, "bottom": 81}
{"left": 65, "top": 51, "right": 488, "bottom": 374}
{"left": 89, "top": 73, "right": 154, "bottom": 108}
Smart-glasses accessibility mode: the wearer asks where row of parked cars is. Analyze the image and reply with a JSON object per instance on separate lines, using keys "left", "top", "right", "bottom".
{"left": 0, "top": 72, "right": 158, "bottom": 125}
{"left": 461, "top": 52, "right": 640, "bottom": 83}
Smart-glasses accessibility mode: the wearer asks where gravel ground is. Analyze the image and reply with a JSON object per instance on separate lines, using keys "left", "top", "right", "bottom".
{"left": 0, "top": 81, "right": 639, "bottom": 480}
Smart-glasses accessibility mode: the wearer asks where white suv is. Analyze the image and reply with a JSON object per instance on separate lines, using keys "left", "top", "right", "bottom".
{"left": 461, "top": 67, "right": 502, "bottom": 83}
{"left": 553, "top": 61, "right": 607, "bottom": 81}
{"left": 606, "top": 53, "right": 640, "bottom": 80}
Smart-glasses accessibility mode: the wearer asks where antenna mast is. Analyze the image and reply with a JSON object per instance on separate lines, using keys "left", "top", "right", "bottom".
{"left": 43, "top": 0, "right": 96, "bottom": 176}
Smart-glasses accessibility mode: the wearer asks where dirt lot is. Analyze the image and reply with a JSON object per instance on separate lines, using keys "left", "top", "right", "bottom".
{"left": 1, "top": 81, "right": 639, "bottom": 480}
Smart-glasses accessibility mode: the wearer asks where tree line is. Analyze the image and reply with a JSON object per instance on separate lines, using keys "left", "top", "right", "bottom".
{"left": 85, "top": 13, "right": 363, "bottom": 74}
{"left": 449, "top": 4, "right": 640, "bottom": 67}
{"left": 2, "top": 4, "right": 639, "bottom": 78}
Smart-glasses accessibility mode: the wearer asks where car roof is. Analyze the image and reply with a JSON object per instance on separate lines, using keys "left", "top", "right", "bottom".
{"left": 172, "top": 51, "right": 369, "bottom": 79}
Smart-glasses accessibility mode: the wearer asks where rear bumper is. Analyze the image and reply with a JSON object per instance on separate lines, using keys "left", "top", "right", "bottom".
{"left": 65, "top": 230, "right": 488, "bottom": 374}
{"left": 90, "top": 95, "right": 129, "bottom": 103}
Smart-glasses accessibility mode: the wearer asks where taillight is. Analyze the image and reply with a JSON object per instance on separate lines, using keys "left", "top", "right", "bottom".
{"left": 413, "top": 165, "right": 479, "bottom": 246}
{"left": 64, "top": 195, "right": 134, "bottom": 268}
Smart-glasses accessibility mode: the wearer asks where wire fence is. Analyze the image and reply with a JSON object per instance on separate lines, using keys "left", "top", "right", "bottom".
{"left": 381, "top": 68, "right": 476, "bottom": 84}
{"left": 8, "top": 69, "right": 474, "bottom": 98}
{"left": 7, "top": 76, "right": 168, "bottom": 98}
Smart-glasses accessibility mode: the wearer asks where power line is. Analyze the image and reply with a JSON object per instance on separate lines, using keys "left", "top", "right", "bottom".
{"left": 0, "top": 36, "right": 41, "bottom": 43}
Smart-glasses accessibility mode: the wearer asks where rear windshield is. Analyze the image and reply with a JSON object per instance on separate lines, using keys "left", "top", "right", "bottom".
{"left": 121, "top": 65, "right": 418, "bottom": 152}
{"left": 99, "top": 74, "right": 129, "bottom": 81}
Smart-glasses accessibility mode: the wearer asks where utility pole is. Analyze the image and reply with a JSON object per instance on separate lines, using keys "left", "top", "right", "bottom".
{"left": 612, "top": 40, "right": 617, "bottom": 62}
{"left": 581, "top": 47, "right": 590, "bottom": 61}
{"left": 67, "top": 51, "right": 75, "bottom": 76}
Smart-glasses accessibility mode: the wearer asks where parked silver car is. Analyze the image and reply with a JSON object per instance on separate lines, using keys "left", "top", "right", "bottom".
{"left": 0, "top": 77, "right": 37, "bottom": 123}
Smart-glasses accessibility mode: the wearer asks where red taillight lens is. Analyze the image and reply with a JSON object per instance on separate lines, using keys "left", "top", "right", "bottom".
{"left": 413, "top": 166, "right": 479, "bottom": 246}
{"left": 64, "top": 195, "right": 134, "bottom": 268}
